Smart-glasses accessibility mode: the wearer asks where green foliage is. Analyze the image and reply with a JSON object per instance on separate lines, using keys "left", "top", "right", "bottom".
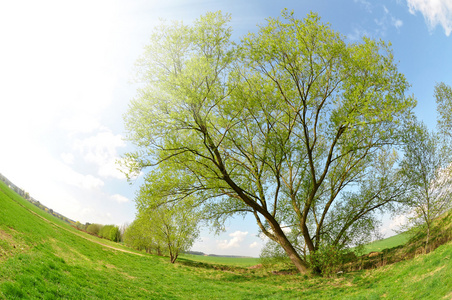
{"left": 435, "top": 82, "right": 452, "bottom": 138}
{"left": 400, "top": 119, "right": 452, "bottom": 250}
{"left": 124, "top": 180, "right": 201, "bottom": 263}
{"left": 109, "top": 226, "right": 120, "bottom": 242}
{"left": 130, "top": 193, "right": 200, "bottom": 263}
{"left": 86, "top": 223, "right": 103, "bottom": 236}
{"left": 123, "top": 217, "right": 162, "bottom": 254}
{"left": 308, "top": 245, "right": 348, "bottom": 277}
{"left": 123, "top": 10, "right": 416, "bottom": 274}
{"left": 99, "top": 225, "right": 120, "bottom": 242}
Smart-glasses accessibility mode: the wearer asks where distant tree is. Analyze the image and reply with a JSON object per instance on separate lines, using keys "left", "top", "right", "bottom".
{"left": 123, "top": 218, "right": 162, "bottom": 254}
{"left": 111, "top": 226, "right": 120, "bottom": 242}
{"left": 86, "top": 223, "right": 103, "bottom": 236}
{"left": 435, "top": 82, "right": 452, "bottom": 139}
{"left": 123, "top": 11, "right": 415, "bottom": 274}
{"left": 99, "top": 225, "right": 120, "bottom": 242}
{"left": 400, "top": 120, "right": 452, "bottom": 252}
{"left": 134, "top": 184, "right": 201, "bottom": 263}
{"left": 119, "top": 223, "right": 129, "bottom": 243}
{"left": 75, "top": 221, "right": 82, "bottom": 229}
{"left": 100, "top": 225, "right": 108, "bottom": 239}
{"left": 83, "top": 222, "right": 90, "bottom": 231}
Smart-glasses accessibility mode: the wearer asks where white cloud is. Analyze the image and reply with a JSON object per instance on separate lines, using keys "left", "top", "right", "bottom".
{"left": 375, "top": 6, "right": 404, "bottom": 34}
{"left": 381, "top": 214, "right": 408, "bottom": 237}
{"left": 384, "top": 5, "right": 403, "bottom": 29}
{"left": 70, "top": 173, "right": 105, "bottom": 190}
{"left": 111, "top": 194, "right": 130, "bottom": 204}
{"left": 348, "top": 4, "right": 403, "bottom": 41}
{"left": 348, "top": 27, "right": 372, "bottom": 41}
{"left": 74, "top": 129, "right": 126, "bottom": 179}
{"left": 249, "top": 242, "right": 259, "bottom": 249}
{"left": 61, "top": 153, "right": 75, "bottom": 165}
{"left": 43, "top": 158, "right": 105, "bottom": 190}
{"left": 60, "top": 114, "right": 102, "bottom": 136}
{"left": 407, "top": 0, "right": 452, "bottom": 36}
{"left": 354, "top": 0, "right": 373, "bottom": 12}
{"left": 217, "top": 231, "right": 248, "bottom": 249}
{"left": 394, "top": 19, "right": 404, "bottom": 29}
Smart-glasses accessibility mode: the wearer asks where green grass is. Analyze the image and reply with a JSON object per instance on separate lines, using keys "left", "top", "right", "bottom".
{"left": 179, "top": 254, "right": 260, "bottom": 267}
{"left": 1, "top": 180, "right": 452, "bottom": 299}
{"left": 359, "top": 232, "right": 411, "bottom": 254}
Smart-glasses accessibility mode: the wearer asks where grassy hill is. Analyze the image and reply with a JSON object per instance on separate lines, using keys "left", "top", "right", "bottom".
{"left": 1, "top": 180, "right": 452, "bottom": 299}
{"left": 359, "top": 232, "right": 411, "bottom": 254}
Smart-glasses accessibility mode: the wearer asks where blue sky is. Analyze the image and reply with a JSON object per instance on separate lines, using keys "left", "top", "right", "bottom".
{"left": 0, "top": 0, "right": 451, "bottom": 257}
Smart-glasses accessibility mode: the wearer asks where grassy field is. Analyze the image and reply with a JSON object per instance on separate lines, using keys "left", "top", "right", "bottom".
{"left": 179, "top": 254, "right": 260, "bottom": 267}
{"left": 358, "top": 232, "right": 411, "bottom": 255}
{"left": 1, "top": 180, "right": 452, "bottom": 299}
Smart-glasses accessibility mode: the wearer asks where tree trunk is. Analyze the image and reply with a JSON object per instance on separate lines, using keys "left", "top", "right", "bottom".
{"left": 425, "top": 224, "right": 430, "bottom": 254}
{"left": 271, "top": 223, "right": 309, "bottom": 274}
{"left": 279, "top": 240, "right": 309, "bottom": 274}
{"left": 170, "top": 253, "right": 178, "bottom": 263}
{"left": 213, "top": 144, "right": 310, "bottom": 273}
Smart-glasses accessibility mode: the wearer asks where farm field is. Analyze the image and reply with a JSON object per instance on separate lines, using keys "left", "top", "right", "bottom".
{"left": 1, "top": 180, "right": 452, "bottom": 299}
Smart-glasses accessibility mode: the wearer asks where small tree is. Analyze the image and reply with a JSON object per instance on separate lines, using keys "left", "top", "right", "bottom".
{"left": 435, "top": 82, "right": 452, "bottom": 139}
{"left": 86, "top": 223, "right": 103, "bottom": 236}
{"left": 400, "top": 120, "right": 452, "bottom": 251}
{"left": 137, "top": 192, "right": 200, "bottom": 263}
{"left": 99, "top": 225, "right": 120, "bottom": 242}
{"left": 123, "top": 219, "right": 162, "bottom": 254}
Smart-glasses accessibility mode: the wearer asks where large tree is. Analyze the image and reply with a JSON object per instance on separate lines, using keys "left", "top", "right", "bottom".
{"left": 123, "top": 11, "right": 415, "bottom": 274}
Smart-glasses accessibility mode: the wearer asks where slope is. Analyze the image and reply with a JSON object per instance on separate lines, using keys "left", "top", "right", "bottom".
{"left": 1, "top": 180, "right": 452, "bottom": 299}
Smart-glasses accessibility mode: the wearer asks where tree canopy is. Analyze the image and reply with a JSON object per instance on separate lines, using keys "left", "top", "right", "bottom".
{"left": 124, "top": 186, "right": 200, "bottom": 263}
{"left": 123, "top": 11, "right": 416, "bottom": 274}
{"left": 435, "top": 82, "right": 452, "bottom": 139}
{"left": 400, "top": 119, "right": 452, "bottom": 252}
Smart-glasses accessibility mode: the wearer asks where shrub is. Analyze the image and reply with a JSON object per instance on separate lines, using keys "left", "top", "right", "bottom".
{"left": 308, "top": 245, "right": 346, "bottom": 277}
{"left": 86, "top": 224, "right": 103, "bottom": 236}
